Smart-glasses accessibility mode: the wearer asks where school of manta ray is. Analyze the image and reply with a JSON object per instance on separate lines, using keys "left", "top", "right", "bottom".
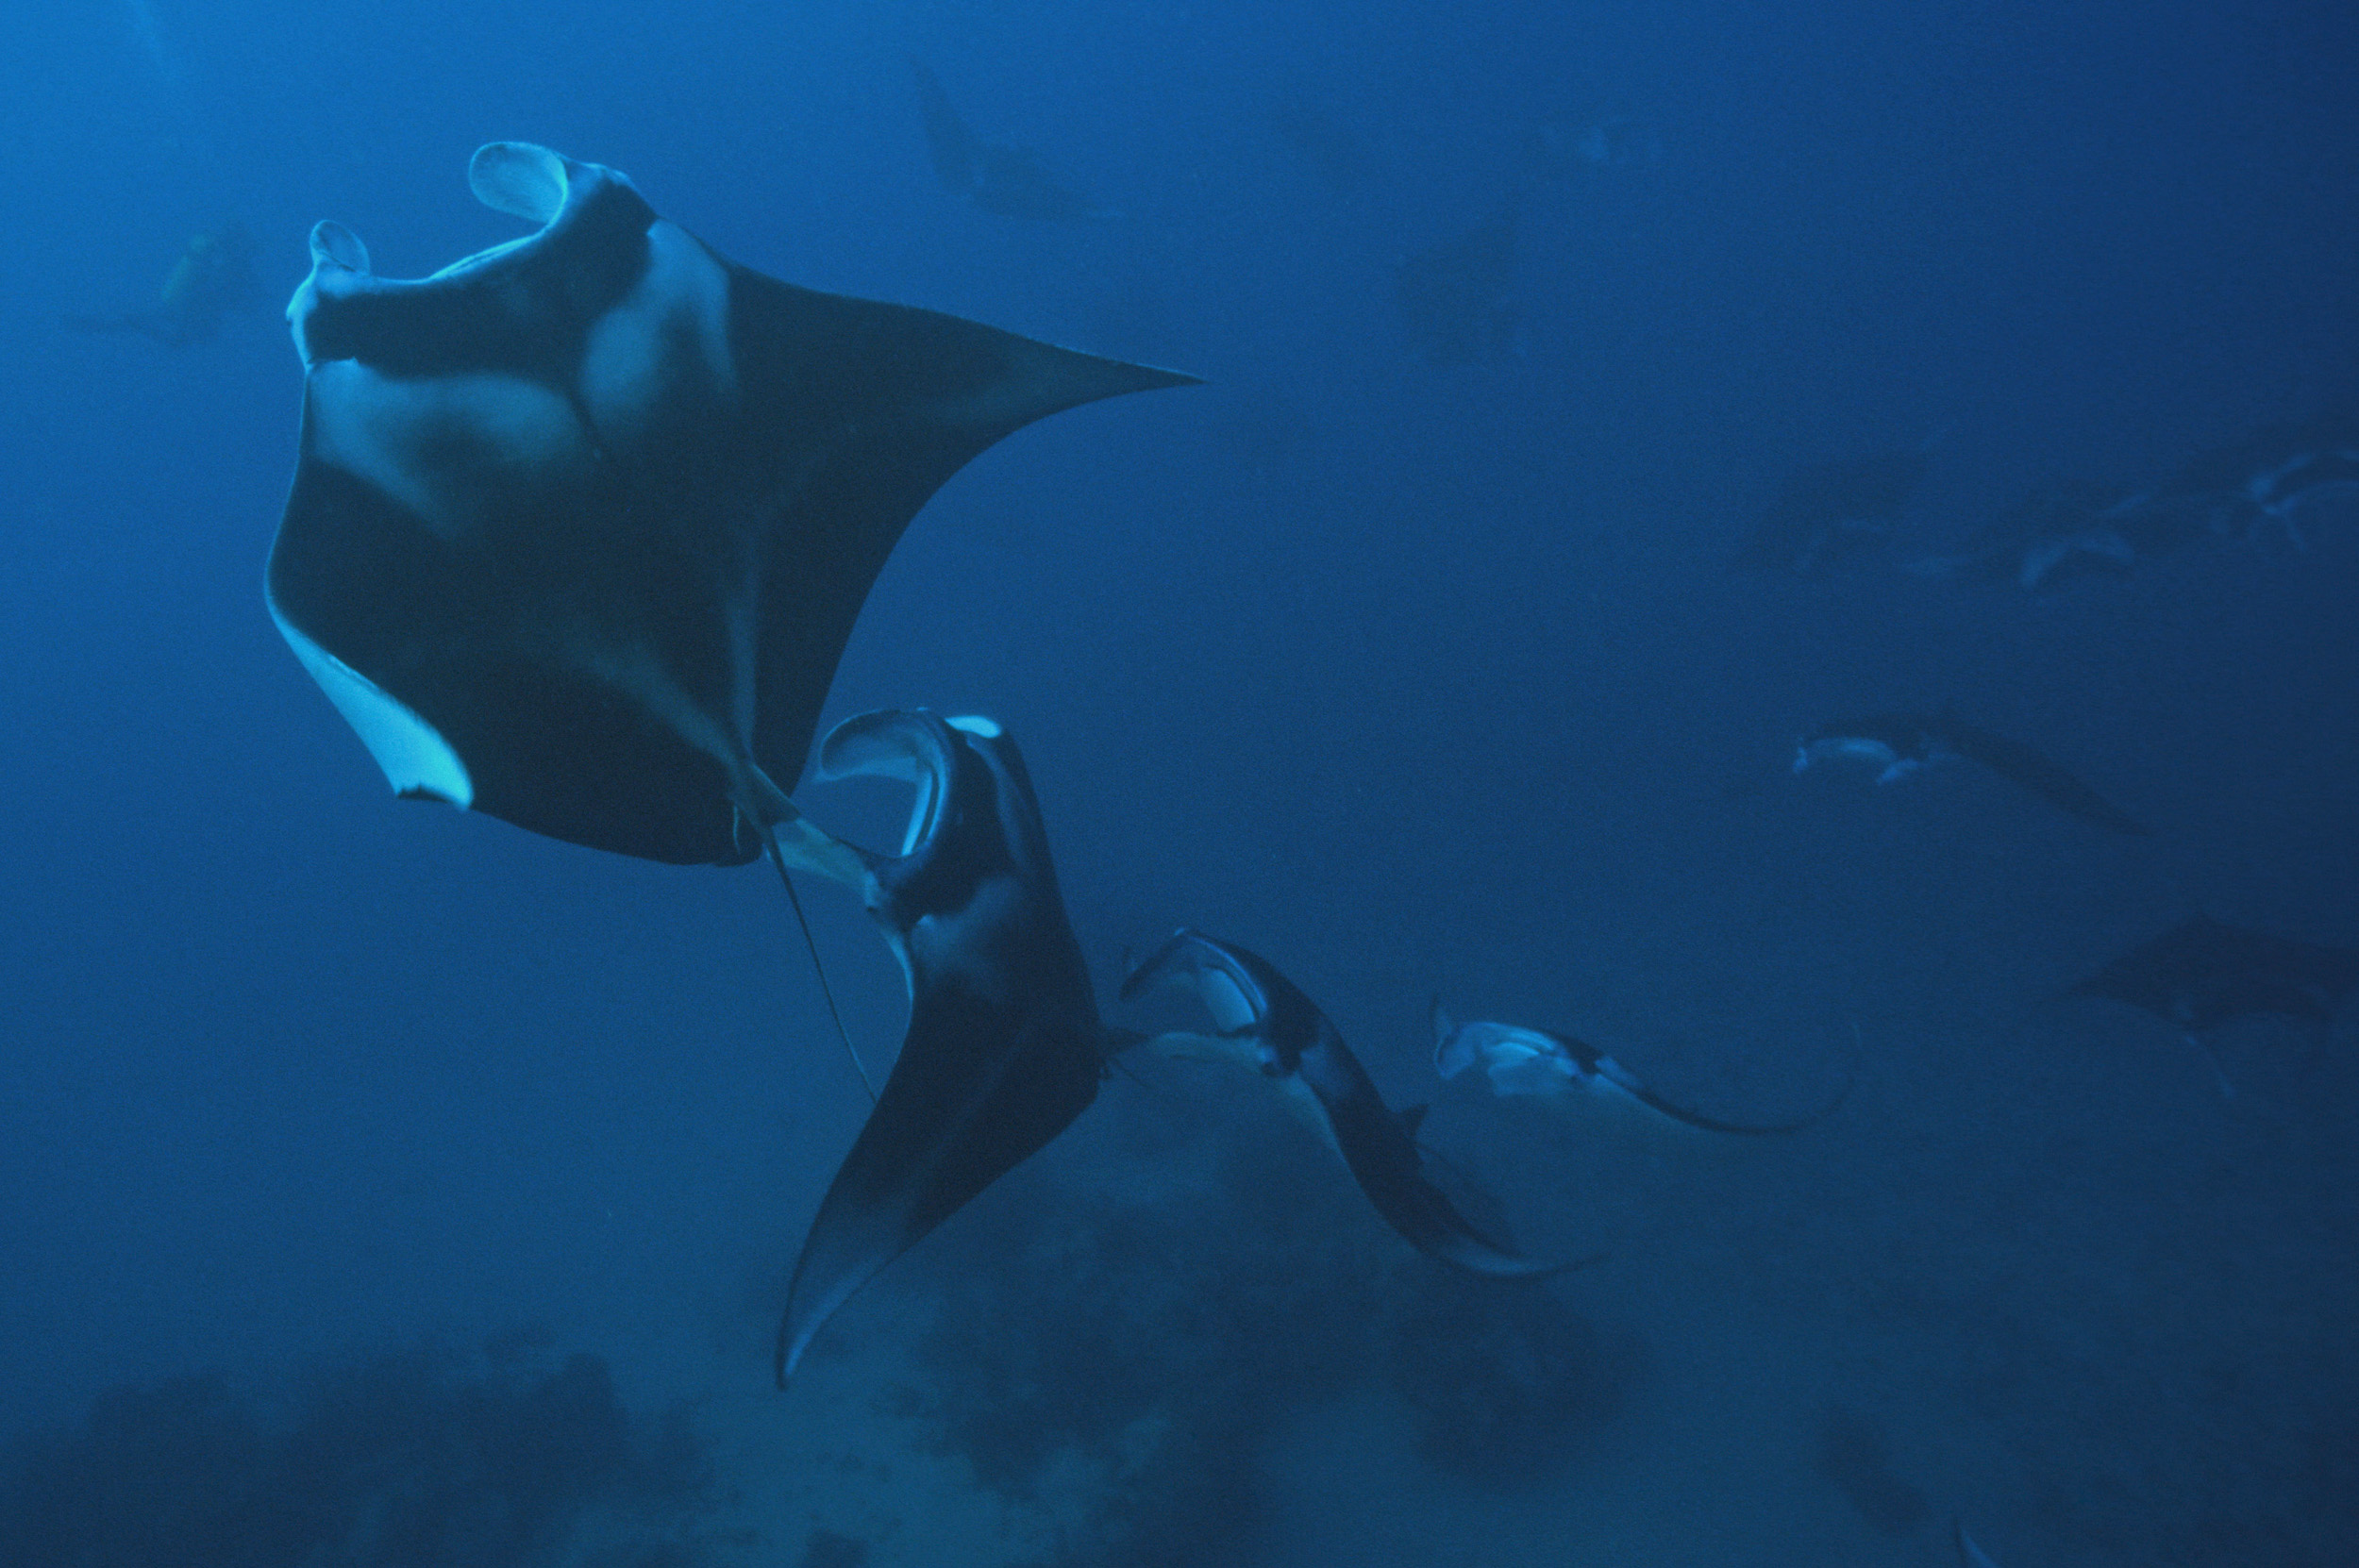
{"left": 260, "top": 139, "right": 2352, "bottom": 1483}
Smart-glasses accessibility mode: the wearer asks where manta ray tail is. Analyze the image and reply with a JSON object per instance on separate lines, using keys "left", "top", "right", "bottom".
{"left": 735, "top": 767, "right": 879, "bottom": 1101}
{"left": 758, "top": 830, "right": 877, "bottom": 1103}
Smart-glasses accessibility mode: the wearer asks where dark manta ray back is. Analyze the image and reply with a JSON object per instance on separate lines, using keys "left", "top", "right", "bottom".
{"left": 267, "top": 142, "right": 1190, "bottom": 866}
{"left": 2071, "top": 916, "right": 2359, "bottom": 1036}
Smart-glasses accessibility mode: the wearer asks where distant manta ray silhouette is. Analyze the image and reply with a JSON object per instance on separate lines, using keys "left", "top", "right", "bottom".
{"left": 911, "top": 59, "right": 1109, "bottom": 221}
{"left": 1792, "top": 708, "right": 2150, "bottom": 836}
{"left": 1430, "top": 1005, "right": 1850, "bottom": 1134}
{"left": 2066, "top": 914, "right": 2359, "bottom": 1097}
{"left": 1737, "top": 444, "right": 1934, "bottom": 575}
{"left": 67, "top": 221, "right": 259, "bottom": 346}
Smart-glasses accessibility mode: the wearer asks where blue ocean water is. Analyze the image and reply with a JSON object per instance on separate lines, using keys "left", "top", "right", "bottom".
{"left": 1, "top": 0, "right": 2354, "bottom": 1562}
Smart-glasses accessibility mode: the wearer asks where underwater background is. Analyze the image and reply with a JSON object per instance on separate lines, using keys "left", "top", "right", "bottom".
{"left": 2, "top": 0, "right": 2355, "bottom": 1563}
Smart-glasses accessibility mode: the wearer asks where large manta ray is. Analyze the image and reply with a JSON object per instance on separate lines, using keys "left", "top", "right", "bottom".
{"left": 267, "top": 142, "right": 1189, "bottom": 873}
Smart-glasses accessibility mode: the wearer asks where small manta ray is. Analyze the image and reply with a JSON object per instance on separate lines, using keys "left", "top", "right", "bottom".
{"left": 1908, "top": 478, "right": 2197, "bottom": 592}
{"left": 2067, "top": 914, "right": 2359, "bottom": 1097}
{"left": 1431, "top": 1006, "right": 1847, "bottom": 1134}
{"left": 1736, "top": 446, "right": 1932, "bottom": 575}
{"left": 1121, "top": 931, "right": 1561, "bottom": 1277}
{"left": 67, "top": 220, "right": 260, "bottom": 346}
{"left": 1396, "top": 205, "right": 1521, "bottom": 367}
{"left": 912, "top": 59, "right": 1108, "bottom": 221}
{"left": 1792, "top": 709, "right": 2150, "bottom": 836}
{"left": 774, "top": 711, "right": 1106, "bottom": 1386}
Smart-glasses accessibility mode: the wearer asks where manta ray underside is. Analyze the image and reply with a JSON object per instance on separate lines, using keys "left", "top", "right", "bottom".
{"left": 268, "top": 142, "right": 1190, "bottom": 871}
{"left": 1123, "top": 931, "right": 1566, "bottom": 1277}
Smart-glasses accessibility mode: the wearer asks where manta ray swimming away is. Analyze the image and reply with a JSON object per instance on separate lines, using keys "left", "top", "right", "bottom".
{"left": 1792, "top": 709, "right": 2150, "bottom": 836}
{"left": 1736, "top": 447, "right": 1932, "bottom": 575}
{"left": 1395, "top": 205, "right": 1521, "bottom": 367}
{"left": 2066, "top": 914, "right": 2359, "bottom": 1097}
{"left": 263, "top": 142, "right": 1191, "bottom": 1381}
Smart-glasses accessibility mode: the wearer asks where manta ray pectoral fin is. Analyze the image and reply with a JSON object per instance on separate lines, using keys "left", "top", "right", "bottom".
{"left": 269, "top": 602, "right": 472, "bottom": 808}
{"left": 1941, "top": 719, "right": 2150, "bottom": 835}
{"left": 2183, "top": 1031, "right": 2238, "bottom": 1100}
{"left": 1954, "top": 1522, "right": 2001, "bottom": 1568}
{"left": 1598, "top": 1049, "right": 1848, "bottom": 1135}
{"left": 1430, "top": 994, "right": 1469, "bottom": 1076}
{"left": 1620, "top": 1076, "right": 1835, "bottom": 1135}
{"left": 911, "top": 58, "right": 980, "bottom": 196}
